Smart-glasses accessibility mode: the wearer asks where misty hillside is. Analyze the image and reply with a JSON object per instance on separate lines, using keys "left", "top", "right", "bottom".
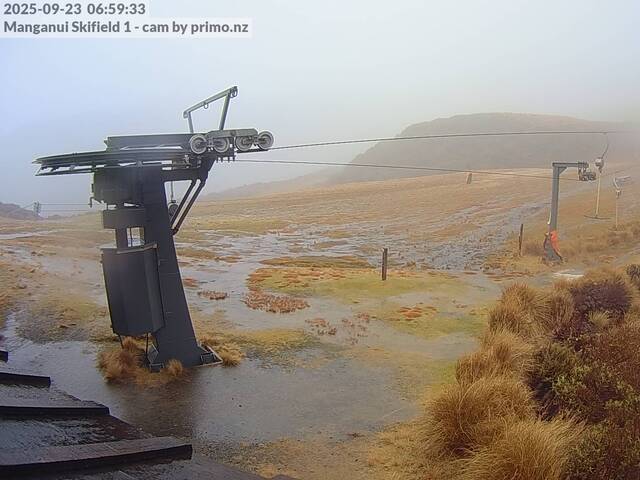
{"left": 330, "top": 113, "right": 618, "bottom": 184}
{"left": 0, "top": 202, "right": 40, "bottom": 220}
{"left": 206, "top": 170, "right": 333, "bottom": 200}
{"left": 210, "top": 112, "right": 630, "bottom": 200}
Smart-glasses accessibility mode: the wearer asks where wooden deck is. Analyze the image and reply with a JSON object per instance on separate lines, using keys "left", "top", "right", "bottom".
{"left": 0, "top": 437, "right": 192, "bottom": 476}
{"left": 0, "top": 369, "right": 51, "bottom": 387}
{"left": 0, "top": 398, "right": 109, "bottom": 416}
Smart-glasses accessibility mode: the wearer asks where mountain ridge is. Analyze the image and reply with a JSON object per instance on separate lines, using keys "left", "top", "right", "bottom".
{"left": 207, "top": 112, "right": 627, "bottom": 200}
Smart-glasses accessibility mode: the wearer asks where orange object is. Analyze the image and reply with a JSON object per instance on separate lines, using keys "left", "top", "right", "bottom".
{"left": 549, "top": 230, "right": 560, "bottom": 254}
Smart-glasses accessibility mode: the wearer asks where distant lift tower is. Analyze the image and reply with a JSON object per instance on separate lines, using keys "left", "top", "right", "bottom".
{"left": 544, "top": 161, "right": 597, "bottom": 263}
{"left": 35, "top": 86, "right": 274, "bottom": 370}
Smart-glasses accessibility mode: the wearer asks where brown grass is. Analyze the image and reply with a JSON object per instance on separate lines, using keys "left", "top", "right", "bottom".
{"left": 243, "top": 289, "right": 309, "bottom": 313}
{"left": 521, "top": 239, "right": 544, "bottom": 257}
{"left": 182, "top": 277, "right": 200, "bottom": 288}
{"left": 546, "top": 289, "right": 575, "bottom": 333}
{"left": 97, "top": 337, "right": 143, "bottom": 383}
{"left": 425, "top": 375, "right": 535, "bottom": 455}
{"left": 627, "top": 264, "right": 640, "bottom": 290}
{"left": 200, "top": 335, "right": 244, "bottom": 366}
{"left": 487, "top": 283, "right": 553, "bottom": 339}
{"left": 164, "top": 359, "right": 185, "bottom": 377}
{"left": 96, "top": 337, "right": 187, "bottom": 386}
{"left": 458, "top": 418, "right": 581, "bottom": 480}
{"left": 0, "top": 260, "right": 30, "bottom": 324}
{"left": 456, "top": 329, "right": 534, "bottom": 385}
{"left": 197, "top": 290, "right": 228, "bottom": 301}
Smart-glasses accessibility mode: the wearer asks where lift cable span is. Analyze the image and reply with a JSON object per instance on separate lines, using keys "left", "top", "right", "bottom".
{"left": 266, "top": 130, "right": 630, "bottom": 152}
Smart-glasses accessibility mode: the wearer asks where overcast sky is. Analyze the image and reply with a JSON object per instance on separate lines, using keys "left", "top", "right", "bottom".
{"left": 1, "top": 0, "right": 638, "bottom": 208}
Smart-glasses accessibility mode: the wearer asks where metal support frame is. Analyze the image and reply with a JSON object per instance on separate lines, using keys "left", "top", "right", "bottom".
{"left": 93, "top": 164, "right": 218, "bottom": 369}
{"left": 544, "top": 162, "right": 589, "bottom": 263}
{"left": 34, "top": 86, "right": 273, "bottom": 371}
{"left": 183, "top": 86, "right": 238, "bottom": 133}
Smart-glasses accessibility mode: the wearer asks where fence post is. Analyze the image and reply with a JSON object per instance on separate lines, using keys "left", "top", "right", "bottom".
{"left": 382, "top": 248, "right": 388, "bottom": 281}
{"left": 518, "top": 223, "right": 524, "bottom": 256}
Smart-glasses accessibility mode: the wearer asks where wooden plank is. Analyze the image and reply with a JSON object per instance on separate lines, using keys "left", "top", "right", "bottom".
{"left": 0, "top": 350, "right": 8, "bottom": 362}
{"left": 0, "top": 370, "right": 51, "bottom": 387}
{"left": 0, "top": 399, "right": 109, "bottom": 416}
{"left": 0, "top": 437, "right": 192, "bottom": 476}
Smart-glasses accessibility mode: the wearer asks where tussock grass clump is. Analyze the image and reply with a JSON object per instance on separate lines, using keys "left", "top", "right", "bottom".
{"left": 458, "top": 419, "right": 581, "bottom": 480}
{"left": 426, "top": 375, "right": 535, "bottom": 455}
{"left": 546, "top": 290, "right": 575, "bottom": 333}
{"left": 587, "top": 310, "right": 611, "bottom": 330}
{"left": 96, "top": 337, "right": 186, "bottom": 386}
{"left": 488, "top": 283, "right": 551, "bottom": 338}
{"left": 626, "top": 264, "right": 640, "bottom": 291}
{"left": 164, "top": 359, "right": 185, "bottom": 377}
{"left": 376, "top": 266, "right": 640, "bottom": 479}
{"left": 201, "top": 335, "right": 244, "bottom": 366}
{"left": 456, "top": 329, "right": 533, "bottom": 385}
{"left": 97, "top": 337, "right": 143, "bottom": 383}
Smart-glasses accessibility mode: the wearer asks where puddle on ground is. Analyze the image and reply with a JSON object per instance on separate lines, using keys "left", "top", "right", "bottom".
{"left": 2, "top": 328, "right": 417, "bottom": 445}
{"left": 0, "top": 207, "right": 514, "bottom": 456}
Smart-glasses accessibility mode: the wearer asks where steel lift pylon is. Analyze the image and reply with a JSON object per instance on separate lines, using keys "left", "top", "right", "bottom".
{"left": 544, "top": 161, "right": 597, "bottom": 263}
{"left": 35, "top": 86, "right": 274, "bottom": 370}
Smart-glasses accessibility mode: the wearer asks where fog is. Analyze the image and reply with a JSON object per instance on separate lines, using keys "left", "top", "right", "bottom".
{"left": 1, "top": 0, "right": 638, "bottom": 208}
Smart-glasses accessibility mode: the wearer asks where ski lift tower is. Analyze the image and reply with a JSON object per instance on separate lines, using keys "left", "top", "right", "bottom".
{"left": 543, "top": 161, "right": 597, "bottom": 263}
{"left": 35, "top": 86, "right": 274, "bottom": 370}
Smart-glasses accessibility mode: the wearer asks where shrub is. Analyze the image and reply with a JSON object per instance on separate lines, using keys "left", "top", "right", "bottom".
{"left": 552, "top": 361, "right": 640, "bottom": 424}
{"left": 459, "top": 419, "right": 581, "bottom": 480}
{"left": 426, "top": 375, "right": 535, "bottom": 455}
{"left": 456, "top": 329, "right": 533, "bottom": 385}
{"left": 567, "top": 421, "right": 640, "bottom": 480}
{"left": 566, "top": 268, "right": 636, "bottom": 325}
{"left": 528, "top": 343, "right": 579, "bottom": 417}
{"left": 581, "top": 322, "right": 640, "bottom": 390}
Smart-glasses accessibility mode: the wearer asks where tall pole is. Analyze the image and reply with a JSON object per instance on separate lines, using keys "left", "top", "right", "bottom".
{"left": 615, "top": 188, "right": 622, "bottom": 229}
{"left": 594, "top": 174, "right": 602, "bottom": 218}
{"left": 549, "top": 164, "right": 565, "bottom": 233}
{"left": 381, "top": 248, "right": 388, "bottom": 281}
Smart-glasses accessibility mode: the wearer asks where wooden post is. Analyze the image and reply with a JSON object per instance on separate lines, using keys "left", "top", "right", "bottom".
{"left": 518, "top": 223, "right": 524, "bottom": 256}
{"left": 382, "top": 248, "right": 388, "bottom": 281}
{"left": 615, "top": 189, "right": 621, "bottom": 229}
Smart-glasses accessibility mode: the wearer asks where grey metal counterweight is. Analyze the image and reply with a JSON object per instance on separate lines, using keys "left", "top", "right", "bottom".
{"left": 34, "top": 86, "right": 274, "bottom": 370}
